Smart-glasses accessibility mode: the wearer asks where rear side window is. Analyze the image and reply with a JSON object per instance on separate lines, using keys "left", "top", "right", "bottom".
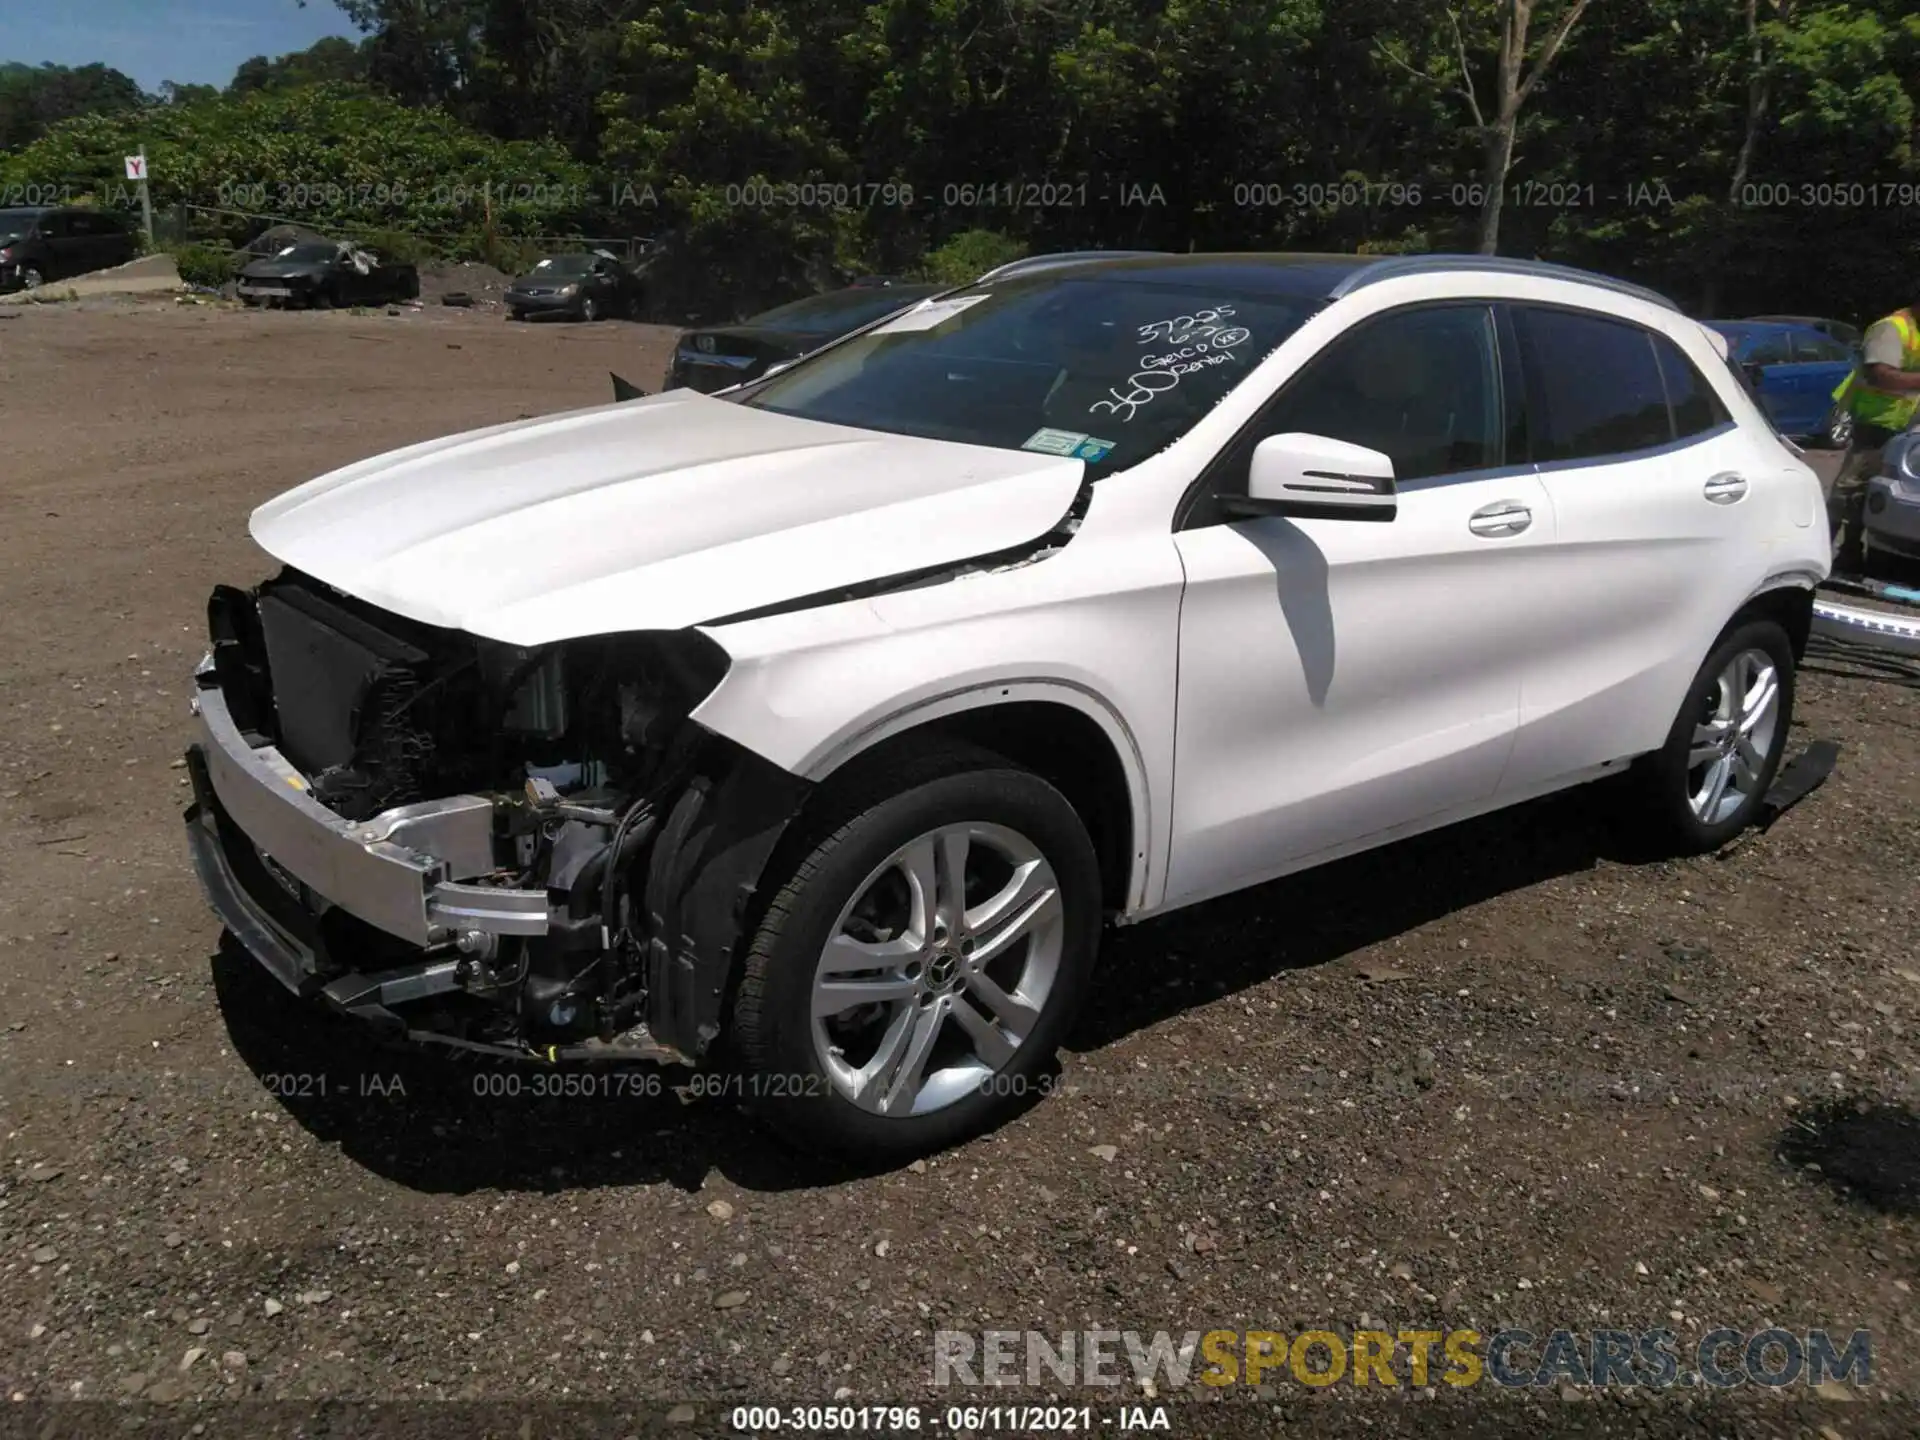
{"left": 1795, "top": 332, "right": 1851, "bottom": 363}
{"left": 1651, "top": 334, "right": 1731, "bottom": 439}
{"left": 1512, "top": 306, "right": 1673, "bottom": 462}
{"left": 1746, "top": 331, "right": 1793, "bottom": 366}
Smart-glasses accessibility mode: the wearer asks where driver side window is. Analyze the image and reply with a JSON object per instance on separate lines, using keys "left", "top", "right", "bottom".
{"left": 1246, "top": 304, "right": 1504, "bottom": 485}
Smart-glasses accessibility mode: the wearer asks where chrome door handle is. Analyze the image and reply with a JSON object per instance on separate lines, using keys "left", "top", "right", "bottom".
{"left": 1468, "top": 500, "right": 1533, "bottom": 537}
{"left": 1704, "top": 472, "right": 1749, "bottom": 504}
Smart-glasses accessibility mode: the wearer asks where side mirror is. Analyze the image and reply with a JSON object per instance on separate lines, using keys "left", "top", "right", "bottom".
{"left": 1220, "top": 433, "right": 1397, "bottom": 523}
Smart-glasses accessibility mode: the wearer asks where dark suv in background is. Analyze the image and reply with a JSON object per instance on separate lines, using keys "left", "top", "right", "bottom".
{"left": 662, "top": 281, "right": 941, "bottom": 393}
{"left": 0, "top": 206, "right": 138, "bottom": 291}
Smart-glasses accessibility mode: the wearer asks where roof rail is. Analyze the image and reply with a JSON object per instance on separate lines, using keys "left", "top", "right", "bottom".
{"left": 1328, "top": 254, "right": 1680, "bottom": 313}
{"left": 976, "top": 250, "right": 1171, "bottom": 283}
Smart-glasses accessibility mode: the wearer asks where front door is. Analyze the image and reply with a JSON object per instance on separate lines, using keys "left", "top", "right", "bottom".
{"left": 1166, "top": 301, "right": 1550, "bottom": 906}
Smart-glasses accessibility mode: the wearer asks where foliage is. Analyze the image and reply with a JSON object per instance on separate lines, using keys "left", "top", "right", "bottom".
{"left": 0, "top": 62, "right": 146, "bottom": 152}
{"left": 10, "top": 0, "right": 1920, "bottom": 319}
{"left": 165, "top": 242, "right": 241, "bottom": 287}
{"left": 0, "top": 84, "right": 597, "bottom": 256}
{"left": 919, "top": 229, "right": 1027, "bottom": 285}
{"left": 231, "top": 37, "right": 370, "bottom": 95}
{"left": 350, "top": 227, "right": 430, "bottom": 263}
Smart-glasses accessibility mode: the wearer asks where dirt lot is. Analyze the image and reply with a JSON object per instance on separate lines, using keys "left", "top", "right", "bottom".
{"left": 0, "top": 298, "right": 1916, "bottom": 1439}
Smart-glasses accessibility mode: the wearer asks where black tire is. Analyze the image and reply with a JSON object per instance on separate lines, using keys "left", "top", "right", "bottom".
{"left": 730, "top": 740, "right": 1101, "bottom": 1162}
{"left": 579, "top": 296, "right": 601, "bottom": 323}
{"left": 309, "top": 286, "right": 334, "bottom": 311}
{"left": 506, "top": 308, "right": 525, "bottom": 322}
{"left": 1629, "top": 618, "right": 1796, "bottom": 854}
{"left": 1821, "top": 406, "right": 1855, "bottom": 450}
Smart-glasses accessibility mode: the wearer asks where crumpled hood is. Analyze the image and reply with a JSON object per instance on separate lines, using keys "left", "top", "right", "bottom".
{"left": 249, "top": 391, "right": 1085, "bottom": 646}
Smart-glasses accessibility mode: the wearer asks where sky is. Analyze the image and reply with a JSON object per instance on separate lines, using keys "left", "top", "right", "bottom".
{"left": 4, "top": 0, "right": 362, "bottom": 93}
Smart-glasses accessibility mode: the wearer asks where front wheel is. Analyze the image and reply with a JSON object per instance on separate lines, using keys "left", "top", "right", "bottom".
{"left": 1822, "top": 406, "right": 1855, "bottom": 450}
{"left": 729, "top": 742, "right": 1101, "bottom": 1161}
{"left": 579, "top": 296, "right": 601, "bottom": 323}
{"left": 1629, "top": 619, "right": 1796, "bottom": 853}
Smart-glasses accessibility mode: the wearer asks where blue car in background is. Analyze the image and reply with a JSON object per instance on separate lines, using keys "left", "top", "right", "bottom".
{"left": 1706, "top": 320, "right": 1857, "bottom": 448}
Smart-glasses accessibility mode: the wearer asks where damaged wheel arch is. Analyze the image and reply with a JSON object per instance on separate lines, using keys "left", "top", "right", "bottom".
{"left": 641, "top": 685, "right": 1147, "bottom": 1061}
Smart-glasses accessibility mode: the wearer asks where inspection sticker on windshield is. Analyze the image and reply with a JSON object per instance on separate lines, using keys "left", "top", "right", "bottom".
{"left": 872, "top": 293, "right": 989, "bottom": 333}
{"left": 1023, "top": 428, "right": 1115, "bottom": 461}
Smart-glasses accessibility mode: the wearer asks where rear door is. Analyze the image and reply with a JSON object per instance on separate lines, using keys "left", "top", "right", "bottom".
{"left": 65, "top": 211, "right": 120, "bottom": 274}
{"left": 1784, "top": 329, "right": 1855, "bottom": 430}
{"left": 1499, "top": 303, "right": 1770, "bottom": 790}
{"left": 35, "top": 210, "right": 74, "bottom": 278}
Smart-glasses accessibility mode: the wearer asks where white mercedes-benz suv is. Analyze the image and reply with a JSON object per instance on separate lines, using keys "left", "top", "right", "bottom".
{"left": 184, "top": 252, "right": 1830, "bottom": 1158}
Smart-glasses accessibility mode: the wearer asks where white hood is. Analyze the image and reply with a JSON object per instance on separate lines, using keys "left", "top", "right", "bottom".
{"left": 249, "top": 391, "right": 1085, "bottom": 646}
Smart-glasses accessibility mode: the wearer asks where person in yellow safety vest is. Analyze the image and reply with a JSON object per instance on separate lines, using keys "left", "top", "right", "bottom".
{"left": 1828, "top": 306, "right": 1920, "bottom": 571}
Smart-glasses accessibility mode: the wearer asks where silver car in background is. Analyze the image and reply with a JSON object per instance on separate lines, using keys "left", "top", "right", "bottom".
{"left": 1865, "top": 426, "right": 1920, "bottom": 562}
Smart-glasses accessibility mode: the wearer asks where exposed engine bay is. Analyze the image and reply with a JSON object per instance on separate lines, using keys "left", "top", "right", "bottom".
{"left": 188, "top": 568, "right": 806, "bottom": 1063}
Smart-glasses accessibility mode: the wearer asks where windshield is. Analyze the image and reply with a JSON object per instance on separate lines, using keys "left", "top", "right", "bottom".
{"left": 274, "top": 244, "right": 340, "bottom": 264}
{"left": 532, "top": 255, "right": 597, "bottom": 276}
{"left": 0, "top": 208, "right": 42, "bottom": 244}
{"left": 750, "top": 289, "right": 931, "bottom": 335}
{"left": 742, "top": 275, "right": 1319, "bottom": 474}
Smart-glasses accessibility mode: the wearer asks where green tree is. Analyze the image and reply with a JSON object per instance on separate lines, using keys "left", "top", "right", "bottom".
{"left": 230, "top": 36, "right": 370, "bottom": 94}
{"left": 597, "top": 0, "right": 867, "bottom": 313}
{"left": 0, "top": 62, "right": 148, "bottom": 152}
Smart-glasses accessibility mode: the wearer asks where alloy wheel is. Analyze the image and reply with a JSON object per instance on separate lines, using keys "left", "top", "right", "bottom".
{"left": 1686, "top": 647, "right": 1781, "bottom": 824}
{"left": 810, "top": 821, "right": 1064, "bottom": 1117}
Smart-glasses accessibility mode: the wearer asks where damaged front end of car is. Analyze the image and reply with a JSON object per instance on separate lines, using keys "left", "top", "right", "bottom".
{"left": 181, "top": 568, "right": 805, "bottom": 1065}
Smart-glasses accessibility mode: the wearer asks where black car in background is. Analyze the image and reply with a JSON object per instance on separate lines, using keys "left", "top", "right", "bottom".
{"left": 663, "top": 282, "right": 943, "bottom": 393}
{"left": 505, "top": 252, "right": 646, "bottom": 321}
{"left": 236, "top": 240, "right": 421, "bottom": 309}
{"left": 0, "top": 206, "right": 138, "bottom": 291}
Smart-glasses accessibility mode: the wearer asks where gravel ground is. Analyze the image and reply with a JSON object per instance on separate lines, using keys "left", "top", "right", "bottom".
{"left": 0, "top": 301, "right": 1916, "bottom": 1439}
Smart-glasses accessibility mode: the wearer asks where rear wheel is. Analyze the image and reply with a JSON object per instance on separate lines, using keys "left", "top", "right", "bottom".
{"left": 730, "top": 741, "right": 1101, "bottom": 1161}
{"left": 19, "top": 266, "right": 43, "bottom": 290}
{"left": 1629, "top": 619, "right": 1795, "bottom": 853}
{"left": 1823, "top": 406, "right": 1855, "bottom": 450}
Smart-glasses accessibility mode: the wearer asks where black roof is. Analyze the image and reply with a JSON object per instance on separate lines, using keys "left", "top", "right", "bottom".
{"left": 980, "top": 251, "right": 1678, "bottom": 311}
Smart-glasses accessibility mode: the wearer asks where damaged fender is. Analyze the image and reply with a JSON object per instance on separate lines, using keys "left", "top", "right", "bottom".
{"left": 641, "top": 736, "right": 810, "bottom": 1057}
